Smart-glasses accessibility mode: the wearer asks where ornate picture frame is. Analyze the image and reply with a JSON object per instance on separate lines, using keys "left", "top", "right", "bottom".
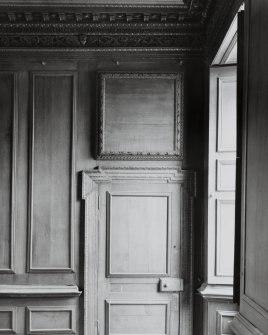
{"left": 97, "top": 72, "right": 184, "bottom": 160}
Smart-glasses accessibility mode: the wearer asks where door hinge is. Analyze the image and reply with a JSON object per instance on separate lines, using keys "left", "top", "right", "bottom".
{"left": 96, "top": 320, "right": 100, "bottom": 335}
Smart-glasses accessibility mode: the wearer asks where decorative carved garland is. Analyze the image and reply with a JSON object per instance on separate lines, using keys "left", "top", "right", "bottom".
{"left": 0, "top": 32, "right": 204, "bottom": 49}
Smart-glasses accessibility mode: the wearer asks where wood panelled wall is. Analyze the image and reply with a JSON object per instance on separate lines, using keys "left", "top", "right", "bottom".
{"left": 0, "top": 54, "right": 204, "bottom": 335}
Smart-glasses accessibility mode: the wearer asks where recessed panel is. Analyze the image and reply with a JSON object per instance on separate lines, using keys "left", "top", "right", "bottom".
{"left": 0, "top": 73, "right": 15, "bottom": 272}
{"left": 217, "top": 77, "right": 237, "bottom": 152}
{"left": 216, "top": 311, "right": 237, "bottom": 335}
{"left": 217, "top": 160, "right": 236, "bottom": 191}
{"left": 98, "top": 73, "right": 183, "bottom": 160}
{"left": 0, "top": 308, "right": 16, "bottom": 334}
{"left": 216, "top": 200, "right": 235, "bottom": 277}
{"left": 0, "top": 312, "right": 12, "bottom": 330}
{"left": 108, "top": 193, "right": 170, "bottom": 276}
{"left": 29, "top": 73, "right": 75, "bottom": 271}
{"left": 27, "top": 307, "right": 75, "bottom": 334}
{"left": 107, "top": 302, "right": 168, "bottom": 335}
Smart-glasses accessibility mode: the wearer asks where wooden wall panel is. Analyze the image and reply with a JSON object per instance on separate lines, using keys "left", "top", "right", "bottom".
{"left": 216, "top": 160, "right": 236, "bottom": 191}
{"left": 216, "top": 200, "right": 235, "bottom": 277}
{"left": 106, "top": 301, "right": 169, "bottom": 335}
{"left": 107, "top": 193, "right": 170, "bottom": 276}
{"left": 0, "top": 56, "right": 204, "bottom": 335}
{"left": 216, "top": 311, "right": 238, "bottom": 335}
{"left": 217, "top": 76, "right": 237, "bottom": 152}
{"left": 28, "top": 72, "right": 76, "bottom": 273}
{"left": 0, "top": 73, "right": 17, "bottom": 274}
{"left": 0, "top": 308, "right": 17, "bottom": 334}
{"left": 27, "top": 306, "right": 75, "bottom": 334}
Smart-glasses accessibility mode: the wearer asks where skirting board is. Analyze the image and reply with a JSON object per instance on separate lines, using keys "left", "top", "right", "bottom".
{"left": 230, "top": 314, "right": 264, "bottom": 335}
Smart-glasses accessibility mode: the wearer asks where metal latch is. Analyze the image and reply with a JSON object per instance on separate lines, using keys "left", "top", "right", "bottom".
{"left": 159, "top": 278, "right": 184, "bottom": 292}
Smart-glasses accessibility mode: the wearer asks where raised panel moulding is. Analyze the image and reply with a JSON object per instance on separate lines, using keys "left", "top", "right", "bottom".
{"left": 26, "top": 306, "right": 76, "bottom": 334}
{"left": 106, "top": 300, "right": 170, "bottom": 335}
{"left": 216, "top": 310, "right": 238, "bottom": 335}
{"left": 28, "top": 72, "right": 76, "bottom": 273}
{"left": 0, "top": 307, "right": 17, "bottom": 334}
{"left": 106, "top": 192, "right": 171, "bottom": 277}
{"left": 216, "top": 199, "right": 235, "bottom": 278}
{"left": 230, "top": 314, "right": 264, "bottom": 335}
{"left": 0, "top": 285, "right": 81, "bottom": 297}
{"left": 216, "top": 160, "right": 236, "bottom": 192}
{"left": 0, "top": 72, "right": 17, "bottom": 274}
{"left": 217, "top": 76, "right": 237, "bottom": 152}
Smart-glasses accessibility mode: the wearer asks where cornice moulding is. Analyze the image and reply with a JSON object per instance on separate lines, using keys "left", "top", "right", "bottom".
{"left": 0, "top": 1, "right": 211, "bottom": 51}
{"left": 0, "top": 3, "right": 188, "bottom": 10}
{"left": 197, "top": 283, "right": 234, "bottom": 300}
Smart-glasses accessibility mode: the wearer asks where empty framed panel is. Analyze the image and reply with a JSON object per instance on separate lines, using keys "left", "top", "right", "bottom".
{"left": 107, "top": 192, "right": 171, "bottom": 277}
{"left": 97, "top": 72, "right": 183, "bottom": 160}
{"left": 106, "top": 301, "right": 170, "bottom": 335}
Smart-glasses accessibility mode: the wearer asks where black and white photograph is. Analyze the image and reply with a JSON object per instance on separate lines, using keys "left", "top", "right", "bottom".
{"left": 0, "top": 1, "right": 266, "bottom": 335}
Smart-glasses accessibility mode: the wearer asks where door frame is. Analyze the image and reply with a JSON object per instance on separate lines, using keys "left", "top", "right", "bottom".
{"left": 82, "top": 167, "right": 196, "bottom": 335}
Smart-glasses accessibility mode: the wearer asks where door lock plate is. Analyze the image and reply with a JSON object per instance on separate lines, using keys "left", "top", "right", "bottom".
{"left": 159, "top": 278, "right": 184, "bottom": 292}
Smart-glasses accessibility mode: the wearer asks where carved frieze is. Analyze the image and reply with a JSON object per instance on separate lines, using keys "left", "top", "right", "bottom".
{"left": 0, "top": 1, "right": 212, "bottom": 50}
{"left": 0, "top": 33, "right": 204, "bottom": 49}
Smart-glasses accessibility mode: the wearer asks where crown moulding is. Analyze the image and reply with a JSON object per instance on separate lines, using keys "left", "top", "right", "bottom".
{"left": 0, "top": 0, "right": 212, "bottom": 24}
{"left": 0, "top": 1, "right": 211, "bottom": 50}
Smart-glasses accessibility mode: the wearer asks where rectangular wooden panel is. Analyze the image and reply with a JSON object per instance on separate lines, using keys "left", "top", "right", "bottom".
{"left": 97, "top": 73, "right": 183, "bottom": 160}
{"left": 216, "top": 311, "right": 237, "bottom": 335}
{"left": 106, "top": 301, "right": 169, "bottom": 335}
{"left": 27, "top": 306, "right": 75, "bottom": 334}
{"left": 216, "top": 200, "right": 235, "bottom": 277}
{"left": 107, "top": 193, "right": 170, "bottom": 276}
{"left": 217, "top": 160, "right": 236, "bottom": 191}
{"left": 28, "top": 72, "right": 76, "bottom": 272}
{"left": 0, "top": 72, "right": 16, "bottom": 273}
{"left": 0, "top": 308, "right": 17, "bottom": 334}
{"left": 217, "top": 77, "right": 237, "bottom": 152}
